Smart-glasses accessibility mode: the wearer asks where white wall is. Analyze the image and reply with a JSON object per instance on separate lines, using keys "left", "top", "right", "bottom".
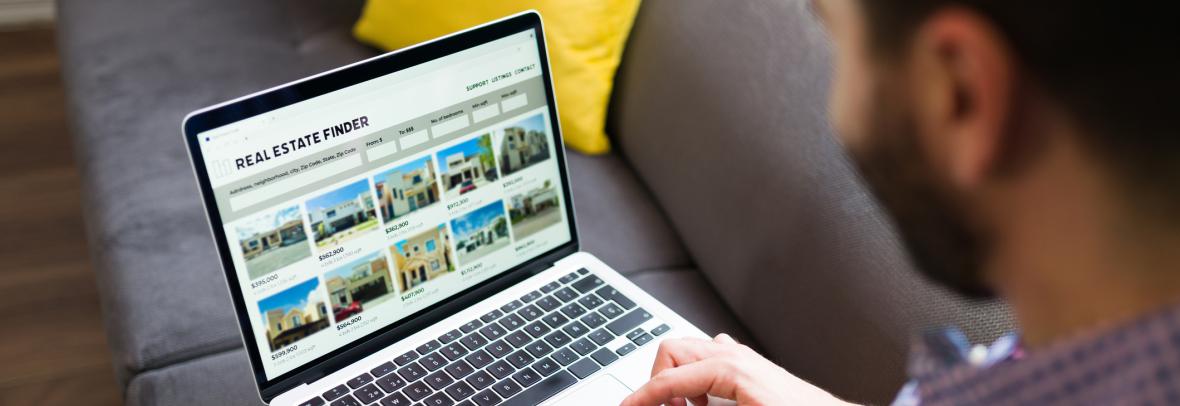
{"left": 0, "top": 0, "right": 55, "bottom": 27}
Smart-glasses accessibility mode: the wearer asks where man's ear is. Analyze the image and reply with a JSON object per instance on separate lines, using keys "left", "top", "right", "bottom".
{"left": 909, "top": 7, "right": 1015, "bottom": 189}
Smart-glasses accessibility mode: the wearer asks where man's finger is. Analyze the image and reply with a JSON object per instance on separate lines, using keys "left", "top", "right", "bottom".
{"left": 623, "top": 359, "right": 738, "bottom": 406}
{"left": 714, "top": 333, "right": 737, "bottom": 344}
{"left": 649, "top": 338, "right": 722, "bottom": 378}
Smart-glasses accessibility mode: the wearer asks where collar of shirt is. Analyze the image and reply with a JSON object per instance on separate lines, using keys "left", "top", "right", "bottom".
{"left": 898, "top": 304, "right": 1180, "bottom": 405}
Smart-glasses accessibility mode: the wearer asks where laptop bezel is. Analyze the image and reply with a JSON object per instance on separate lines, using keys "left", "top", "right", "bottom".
{"left": 180, "top": 11, "right": 580, "bottom": 402}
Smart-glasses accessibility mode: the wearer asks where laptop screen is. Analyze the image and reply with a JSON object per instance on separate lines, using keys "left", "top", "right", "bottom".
{"left": 192, "top": 27, "right": 572, "bottom": 380}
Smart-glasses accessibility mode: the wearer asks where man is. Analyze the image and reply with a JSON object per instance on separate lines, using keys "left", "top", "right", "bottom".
{"left": 622, "top": 0, "right": 1180, "bottom": 405}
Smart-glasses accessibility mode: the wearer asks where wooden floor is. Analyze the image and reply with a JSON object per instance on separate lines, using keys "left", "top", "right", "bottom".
{"left": 0, "top": 26, "right": 122, "bottom": 405}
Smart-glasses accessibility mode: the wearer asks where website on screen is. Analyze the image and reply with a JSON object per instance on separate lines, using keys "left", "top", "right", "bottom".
{"left": 196, "top": 30, "right": 572, "bottom": 379}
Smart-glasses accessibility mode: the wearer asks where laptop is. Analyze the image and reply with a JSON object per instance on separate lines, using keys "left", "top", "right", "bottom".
{"left": 182, "top": 11, "right": 707, "bottom": 406}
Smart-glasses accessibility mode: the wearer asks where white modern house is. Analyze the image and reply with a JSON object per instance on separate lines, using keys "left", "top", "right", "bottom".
{"left": 378, "top": 161, "right": 439, "bottom": 220}
{"left": 500, "top": 126, "right": 549, "bottom": 175}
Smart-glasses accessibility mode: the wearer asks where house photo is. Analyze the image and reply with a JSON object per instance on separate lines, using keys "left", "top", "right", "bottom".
{"left": 323, "top": 252, "right": 396, "bottom": 321}
{"left": 437, "top": 134, "right": 498, "bottom": 199}
{"left": 373, "top": 156, "right": 441, "bottom": 223}
{"left": 508, "top": 180, "right": 562, "bottom": 240}
{"left": 450, "top": 201, "right": 511, "bottom": 264}
{"left": 234, "top": 204, "right": 312, "bottom": 280}
{"left": 257, "top": 278, "right": 331, "bottom": 352}
{"left": 498, "top": 114, "right": 551, "bottom": 176}
{"left": 306, "top": 179, "right": 379, "bottom": 250}
{"left": 391, "top": 224, "right": 455, "bottom": 291}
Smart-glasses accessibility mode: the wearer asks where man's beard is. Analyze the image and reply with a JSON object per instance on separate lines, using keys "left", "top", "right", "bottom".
{"left": 848, "top": 86, "right": 995, "bottom": 299}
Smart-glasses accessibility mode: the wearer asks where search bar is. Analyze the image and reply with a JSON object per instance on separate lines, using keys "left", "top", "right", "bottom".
{"left": 229, "top": 154, "right": 364, "bottom": 212}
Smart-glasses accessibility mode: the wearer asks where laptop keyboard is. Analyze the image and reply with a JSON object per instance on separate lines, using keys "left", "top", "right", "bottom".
{"left": 298, "top": 269, "right": 671, "bottom": 406}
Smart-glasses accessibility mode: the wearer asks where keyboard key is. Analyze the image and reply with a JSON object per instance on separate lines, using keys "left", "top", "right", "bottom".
{"left": 535, "top": 296, "right": 561, "bottom": 312}
{"left": 457, "top": 400, "right": 475, "bottom": 406}
{"left": 543, "top": 331, "right": 571, "bottom": 348}
{"left": 404, "top": 381, "right": 433, "bottom": 401}
{"left": 633, "top": 333, "right": 654, "bottom": 346}
{"left": 524, "top": 321, "right": 551, "bottom": 338}
{"left": 492, "top": 378, "right": 523, "bottom": 398}
{"left": 512, "top": 367, "right": 542, "bottom": 387}
{"left": 465, "top": 349, "right": 494, "bottom": 368}
{"left": 505, "top": 350, "right": 535, "bottom": 368}
{"left": 498, "top": 371, "right": 577, "bottom": 406}
{"left": 460, "top": 333, "right": 488, "bottom": 351}
{"left": 577, "top": 294, "right": 603, "bottom": 310}
{"left": 466, "top": 370, "right": 496, "bottom": 390}
{"left": 324, "top": 384, "right": 349, "bottom": 401}
{"left": 598, "top": 303, "right": 624, "bottom": 319}
{"left": 445, "top": 360, "right": 476, "bottom": 379}
{"left": 626, "top": 329, "right": 646, "bottom": 340}
{"left": 559, "top": 303, "right": 587, "bottom": 319}
{"left": 591, "top": 348, "right": 619, "bottom": 366}
{"left": 580, "top": 313, "right": 607, "bottom": 329}
{"left": 445, "top": 381, "right": 477, "bottom": 401}
{"left": 616, "top": 343, "right": 637, "bottom": 356}
{"left": 418, "top": 340, "right": 442, "bottom": 355}
{"left": 425, "top": 370, "right": 455, "bottom": 390}
{"left": 371, "top": 362, "right": 397, "bottom": 378}
{"left": 501, "top": 300, "right": 523, "bottom": 312}
{"left": 394, "top": 350, "right": 419, "bottom": 366}
{"left": 379, "top": 392, "right": 410, "bottom": 406}
{"left": 567, "top": 358, "right": 601, "bottom": 379}
{"left": 651, "top": 324, "right": 671, "bottom": 336}
{"left": 571, "top": 276, "right": 604, "bottom": 293}
{"left": 461, "top": 320, "right": 483, "bottom": 334}
{"left": 506, "top": 331, "right": 532, "bottom": 348}
{"left": 577, "top": 268, "right": 590, "bottom": 275}
{"left": 558, "top": 272, "right": 579, "bottom": 284}
{"left": 561, "top": 322, "right": 589, "bottom": 339}
{"left": 541, "top": 313, "right": 569, "bottom": 329}
{"left": 486, "top": 340, "right": 514, "bottom": 358}
{"left": 398, "top": 363, "right": 427, "bottom": 382}
{"left": 520, "top": 290, "right": 542, "bottom": 303}
{"left": 551, "top": 348, "right": 579, "bottom": 366}
{"left": 348, "top": 373, "right": 374, "bottom": 389}
{"left": 525, "top": 341, "right": 554, "bottom": 358}
{"left": 516, "top": 305, "right": 542, "bottom": 321}
{"left": 355, "top": 384, "right": 384, "bottom": 404}
{"left": 532, "top": 358, "right": 560, "bottom": 377}
{"left": 376, "top": 375, "right": 407, "bottom": 393}
{"left": 471, "top": 389, "right": 502, "bottom": 406}
{"left": 553, "top": 287, "right": 579, "bottom": 303}
{"left": 606, "top": 309, "right": 653, "bottom": 335}
{"left": 487, "top": 360, "right": 516, "bottom": 379}
{"left": 479, "top": 324, "right": 507, "bottom": 341}
{"left": 331, "top": 395, "right": 362, "bottom": 406}
{"left": 423, "top": 392, "right": 454, "bottom": 406}
{"left": 439, "top": 329, "right": 463, "bottom": 344}
{"left": 595, "top": 286, "right": 637, "bottom": 310}
{"left": 498, "top": 314, "right": 525, "bottom": 331}
{"left": 420, "top": 352, "right": 448, "bottom": 371}
{"left": 299, "top": 396, "right": 326, "bottom": 406}
{"left": 588, "top": 329, "right": 615, "bottom": 346}
{"left": 539, "top": 281, "right": 561, "bottom": 293}
{"left": 480, "top": 310, "right": 503, "bottom": 323}
{"left": 441, "top": 343, "right": 469, "bottom": 361}
{"left": 571, "top": 338, "right": 597, "bottom": 355}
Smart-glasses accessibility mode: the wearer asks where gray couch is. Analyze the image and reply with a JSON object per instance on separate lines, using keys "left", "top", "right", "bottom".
{"left": 57, "top": 0, "right": 1013, "bottom": 404}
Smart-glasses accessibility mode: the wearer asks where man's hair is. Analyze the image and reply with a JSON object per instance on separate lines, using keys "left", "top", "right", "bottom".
{"left": 858, "top": 2, "right": 1180, "bottom": 216}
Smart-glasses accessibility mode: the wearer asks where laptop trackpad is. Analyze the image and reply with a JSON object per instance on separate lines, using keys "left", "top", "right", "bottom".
{"left": 552, "top": 374, "right": 632, "bottom": 405}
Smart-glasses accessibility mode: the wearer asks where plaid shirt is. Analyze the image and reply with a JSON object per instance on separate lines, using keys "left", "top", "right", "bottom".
{"left": 893, "top": 304, "right": 1180, "bottom": 405}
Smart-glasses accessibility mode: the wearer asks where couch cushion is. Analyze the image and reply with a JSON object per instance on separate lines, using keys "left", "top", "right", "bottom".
{"left": 58, "top": 0, "right": 692, "bottom": 385}
{"left": 609, "top": 0, "right": 1014, "bottom": 403}
{"left": 125, "top": 268, "right": 738, "bottom": 405}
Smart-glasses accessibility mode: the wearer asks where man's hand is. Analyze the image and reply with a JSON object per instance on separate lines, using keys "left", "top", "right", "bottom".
{"left": 620, "top": 334, "right": 855, "bottom": 406}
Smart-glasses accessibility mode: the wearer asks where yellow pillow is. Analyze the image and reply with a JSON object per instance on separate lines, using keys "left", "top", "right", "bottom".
{"left": 353, "top": 1, "right": 641, "bottom": 155}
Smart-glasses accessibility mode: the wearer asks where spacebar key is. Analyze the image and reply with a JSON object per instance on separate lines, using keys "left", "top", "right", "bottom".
{"left": 501, "top": 370, "right": 577, "bottom": 406}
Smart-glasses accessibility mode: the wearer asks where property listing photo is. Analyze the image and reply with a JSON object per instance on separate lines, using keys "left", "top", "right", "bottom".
{"left": 390, "top": 224, "right": 456, "bottom": 291}
{"left": 436, "top": 134, "right": 499, "bottom": 199}
{"left": 11, "top": 0, "right": 1170, "bottom": 405}
{"left": 306, "top": 179, "right": 380, "bottom": 250}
